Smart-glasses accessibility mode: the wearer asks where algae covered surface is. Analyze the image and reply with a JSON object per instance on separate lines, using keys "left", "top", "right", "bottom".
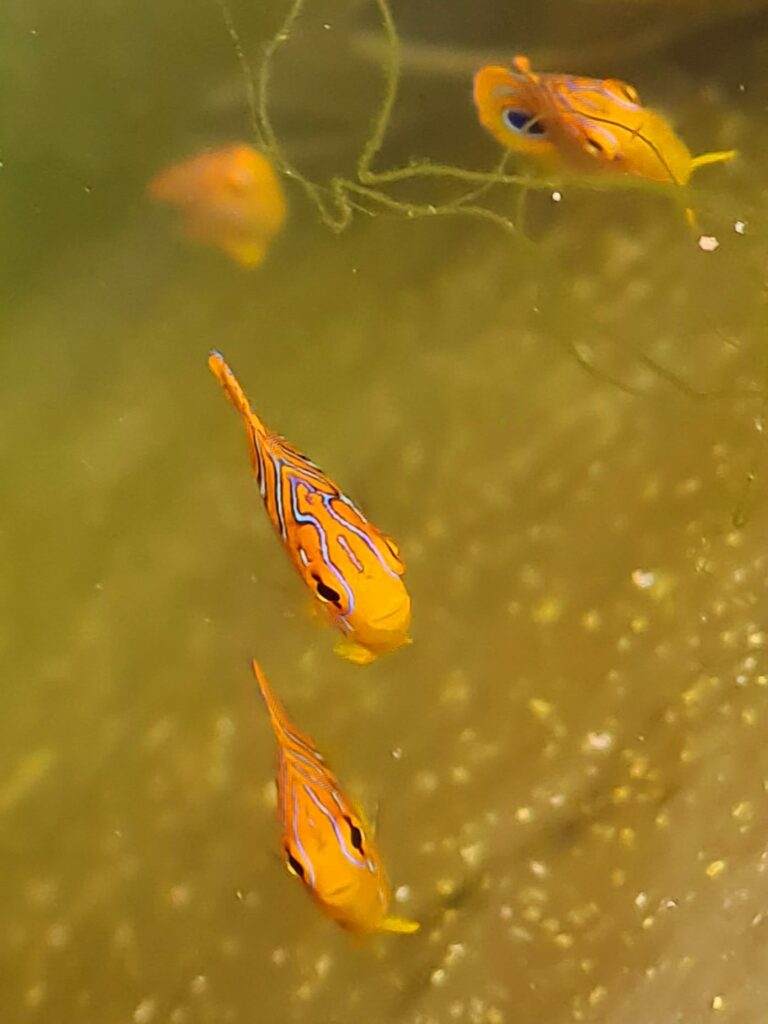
{"left": 3, "top": 1, "right": 768, "bottom": 1022}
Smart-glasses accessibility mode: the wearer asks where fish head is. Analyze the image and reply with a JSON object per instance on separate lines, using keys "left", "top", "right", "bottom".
{"left": 290, "top": 488, "right": 412, "bottom": 661}
{"left": 473, "top": 64, "right": 556, "bottom": 161}
{"left": 281, "top": 788, "right": 393, "bottom": 935}
{"left": 473, "top": 60, "right": 692, "bottom": 185}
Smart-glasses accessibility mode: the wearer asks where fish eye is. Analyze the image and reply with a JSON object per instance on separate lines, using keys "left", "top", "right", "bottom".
{"left": 312, "top": 574, "right": 342, "bottom": 606}
{"left": 502, "top": 108, "right": 546, "bottom": 136}
{"left": 284, "top": 848, "right": 307, "bottom": 881}
{"left": 344, "top": 816, "right": 366, "bottom": 853}
{"left": 584, "top": 137, "right": 605, "bottom": 156}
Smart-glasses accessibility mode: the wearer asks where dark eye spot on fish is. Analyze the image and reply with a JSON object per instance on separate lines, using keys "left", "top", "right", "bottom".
{"left": 502, "top": 108, "right": 546, "bottom": 136}
{"left": 285, "top": 850, "right": 306, "bottom": 880}
{"left": 312, "top": 574, "right": 342, "bottom": 606}
{"left": 584, "top": 137, "right": 605, "bottom": 156}
{"left": 345, "top": 816, "right": 366, "bottom": 853}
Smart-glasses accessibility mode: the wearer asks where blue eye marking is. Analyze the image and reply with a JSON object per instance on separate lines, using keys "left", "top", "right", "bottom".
{"left": 502, "top": 108, "right": 547, "bottom": 136}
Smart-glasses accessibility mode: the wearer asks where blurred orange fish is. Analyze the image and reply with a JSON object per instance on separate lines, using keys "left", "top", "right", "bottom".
{"left": 209, "top": 352, "right": 411, "bottom": 665}
{"left": 473, "top": 57, "right": 735, "bottom": 187}
{"left": 253, "top": 659, "right": 419, "bottom": 937}
{"left": 148, "top": 144, "right": 286, "bottom": 267}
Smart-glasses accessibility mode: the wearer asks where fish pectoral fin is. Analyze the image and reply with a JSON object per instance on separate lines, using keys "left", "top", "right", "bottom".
{"left": 381, "top": 915, "right": 420, "bottom": 935}
{"left": 690, "top": 149, "right": 736, "bottom": 174}
{"left": 334, "top": 638, "right": 377, "bottom": 666}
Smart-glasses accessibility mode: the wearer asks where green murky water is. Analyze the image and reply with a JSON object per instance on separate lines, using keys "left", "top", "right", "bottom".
{"left": 4, "top": 1, "right": 768, "bottom": 1022}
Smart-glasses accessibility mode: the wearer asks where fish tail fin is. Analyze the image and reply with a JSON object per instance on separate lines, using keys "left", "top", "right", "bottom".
{"left": 208, "top": 352, "right": 270, "bottom": 481}
{"left": 380, "top": 915, "right": 420, "bottom": 935}
{"left": 208, "top": 351, "right": 266, "bottom": 432}
{"left": 690, "top": 149, "right": 736, "bottom": 174}
{"left": 251, "top": 658, "right": 288, "bottom": 734}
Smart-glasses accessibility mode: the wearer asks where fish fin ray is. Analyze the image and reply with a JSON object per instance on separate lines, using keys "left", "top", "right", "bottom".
{"left": 690, "top": 149, "right": 736, "bottom": 173}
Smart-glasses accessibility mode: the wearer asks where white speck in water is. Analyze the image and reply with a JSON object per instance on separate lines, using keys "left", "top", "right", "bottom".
{"left": 734, "top": 220, "right": 746, "bottom": 234}
{"left": 632, "top": 569, "right": 656, "bottom": 590}
{"left": 414, "top": 770, "right": 439, "bottom": 795}
{"left": 551, "top": 191, "right": 562, "bottom": 202}
{"left": 394, "top": 885, "right": 411, "bottom": 903}
{"left": 271, "top": 947, "right": 288, "bottom": 967}
{"left": 459, "top": 841, "right": 484, "bottom": 867}
{"left": 697, "top": 235, "right": 719, "bottom": 252}
{"left": 169, "top": 884, "right": 190, "bottom": 908}
{"left": 391, "top": 746, "right": 403, "bottom": 760}
{"left": 133, "top": 998, "right": 157, "bottom": 1024}
{"left": 430, "top": 968, "right": 447, "bottom": 987}
{"left": 314, "top": 953, "right": 332, "bottom": 980}
{"left": 634, "top": 891, "right": 648, "bottom": 909}
{"left": 445, "top": 943, "right": 466, "bottom": 966}
{"left": 190, "top": 976, "right": 207, "bottom": 996}
{"left": 583, "top": 730, "right": 614, "bottom": 753}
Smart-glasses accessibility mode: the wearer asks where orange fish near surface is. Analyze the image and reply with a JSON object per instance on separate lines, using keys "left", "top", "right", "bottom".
{"left": 473, "top": 56, "right": 735, "bottom": 187}
{"left": 209, "top": 352, "right": 411, "bottom": 665}
{"left": 148, "top": 144, "right": 286, "bottom": 267}
{"left": 253, "top": 659, "right": 419, "bottom": 937}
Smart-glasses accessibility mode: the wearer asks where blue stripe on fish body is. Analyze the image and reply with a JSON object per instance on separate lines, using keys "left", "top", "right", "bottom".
{"left": 322, "top": 494, "right": 400, "bottom": 580}
{"left": 288, "top": 477, "right": 356, "bottom": 616}
{"left": 303, "top": 785, "right": 369, "bottom": 871}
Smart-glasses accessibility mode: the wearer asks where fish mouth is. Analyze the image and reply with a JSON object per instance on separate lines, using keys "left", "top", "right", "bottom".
{"left": 368, "top": 603, "right": 410, "bottom": 630}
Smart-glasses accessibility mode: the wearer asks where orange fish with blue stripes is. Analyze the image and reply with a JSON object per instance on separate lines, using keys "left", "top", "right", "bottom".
{"left": 148, "top": 144, "right": 286, "bottom": 267}
{"left": 209, "top": 352, "right": 411, "bottom": 665}
{"left": 253, "top": 659, "right": 419, "bottom": 936}
{"left": 473, "top": 56, "right": 735, "bottom": 187}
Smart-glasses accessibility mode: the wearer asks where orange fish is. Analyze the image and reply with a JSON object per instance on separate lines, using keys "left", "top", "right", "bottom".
{"left": 473, "top": 56, "right": 735, "bottom": 187}
{"left": 209, "top": 352, "right": 411, "bottom": 665}
{"left": 253, "top": 659, "right": 419, "bottom": 936}
{"left": 148, "top": 144, "right": 286, "bottom": 267}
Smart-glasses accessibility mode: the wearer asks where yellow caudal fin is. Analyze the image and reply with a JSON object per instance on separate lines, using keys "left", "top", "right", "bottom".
{"left": 334, "top": 637, "right": 377, "bottom": 666}
{"left": 381, "top": 915, "right": 420, "bottom": 935}
{"left": 690, "top": 149, "right": 736, "bottom": 174}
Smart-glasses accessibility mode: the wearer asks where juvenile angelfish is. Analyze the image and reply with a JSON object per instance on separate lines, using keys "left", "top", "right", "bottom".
{"left": 148, "top": 144, "right": 286, "bottom": 267}
{"left": 209, "top": 352, "right": 411, "bottom": 665}
{"left": 253, "top": 659, "right": 419, "bottom": 937}
{"left": 473, "top": 56, "right": 735, "bottom": 187}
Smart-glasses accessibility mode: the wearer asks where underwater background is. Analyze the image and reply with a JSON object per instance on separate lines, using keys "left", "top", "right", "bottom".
{"left": 4, "top": 0, "right": 768, "bottom": 1020}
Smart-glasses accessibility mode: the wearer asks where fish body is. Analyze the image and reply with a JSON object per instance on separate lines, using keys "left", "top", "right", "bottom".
{"left": 253, "top": 659, "right": 419, "bottom": 936}
{"left": 473, "top": 57, "right": 734, "bottom": 186}
{"left": 148, "top": 144, "right": 286, "bottom": 267}
{"left": 209, "top": 352, "right": 411, "bottom": 665}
